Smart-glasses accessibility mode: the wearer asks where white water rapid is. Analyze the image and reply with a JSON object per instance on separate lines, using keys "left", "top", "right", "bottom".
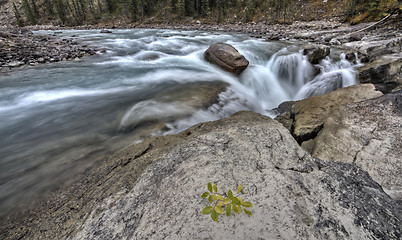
{"left": 0, "top": 29, "right": 359, "bottom": 216}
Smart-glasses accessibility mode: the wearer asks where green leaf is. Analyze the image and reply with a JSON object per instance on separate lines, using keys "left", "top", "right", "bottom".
{"left": 223, "top": 198, "right": 231, "bottom": 204}
{"left": 201, "top": 192, "right": 209, "bottom": 198}
{"left": 217, "top": 194, "right": 224, "bottom": 201}
{"left": 208, "top": 182, "right": 212, "bottom": 192}
{"left": 231, "top": 197, "right": 240, "bottom": 205}
{"left": 237, "top": 185, "right": 242, "bottom": 194}
{"left": 227, "top": 189, "right": 234, "bottom": 199}
{"left": 233, "top": 204, "right": 242, "bottom": 214}
{"left": 226, "top": 203, "right": 232, "bottom": 216}
{"left": 244, "top": 208, "right": 252, "bottom": 216}
{"left": 213, "top": 195, "right": 218, "bottom": 201}
{"left": 215, "top": 205, "right": 224, "bottom": 214}
{"left": 211, "top": 209, "right": 218, "bottom": 222}
{"left": 238, "top": 197, "right": 244, "bottom": 204}
{"left": 208, "top": 195, "right": 214, "bottom": 203}
{"left": 201, "top": 206, "right": 213, "bottom": 214}
{"left": 242, "top": 202, "right": 253, "bottom": 208}
{"left": 213, "top": 184, "right": 218, "bottom": 193}
{"left": 218, "top": 201, "right": 223, "bottom": 207}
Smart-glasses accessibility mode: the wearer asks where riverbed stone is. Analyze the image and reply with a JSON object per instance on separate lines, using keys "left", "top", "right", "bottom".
{"left": 204, "top": 43, "right": 249, "bottom": 75}
{"left": 310, "top": 90, "right": 402, "bottom": 201}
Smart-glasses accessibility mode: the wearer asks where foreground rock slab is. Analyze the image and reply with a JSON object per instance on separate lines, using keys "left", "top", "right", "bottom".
{"left": 310, "top": 90, "right": 402, "bottom": 201}
{"left": 2, "top": 111, "right": 400, "bottom": 239}
{"left": 204, "top": 43, "right": 249, "bottom": 75}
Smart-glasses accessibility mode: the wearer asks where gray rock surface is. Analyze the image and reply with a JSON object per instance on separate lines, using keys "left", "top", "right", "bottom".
{"left": 291, "top": 84, "right": 383, "bottom": 143}
{"left": 310, "top": 90, "right": 402, "bottom": 201}
{"left": 2, "top": 111, "right": 400, "bottom": 239}
{"left": 204, "top": 43, "right": 249, "bottom": 75}
{"left": 344, "top": 37, "right": 402, "bottom": 60}
{"left": 358, "top": 53, "right": 402, "bottom": 93}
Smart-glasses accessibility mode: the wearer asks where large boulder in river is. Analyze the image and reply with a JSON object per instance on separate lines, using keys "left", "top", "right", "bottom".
{"left": 204, "top": 43, "right": 249, "bottom": 75}
{"left": 303, "top": 45, "right": 330, "bottom": 64}
{"left": 1, "top": 111, "right": 401, "bottom": 239}
{"left": 310, "top": 90, "right": 402, "bottom": 202}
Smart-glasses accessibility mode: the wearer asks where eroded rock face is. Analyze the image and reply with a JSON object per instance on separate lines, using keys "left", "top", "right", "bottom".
{"left": 358, "top": 53, "right": 402, "bottom": 93}
{"left": 204, "top": 43, "right": 249, "bottom": 75}
{"left": 311, "top": 90, "right": 402, "bottom": 201}
{"left": 303, "top": 45, "right": 330, "bottom": 64}
{"left": 2, "top": 111, "right": 400, "bottom": 239}
{"left": 292, "top": 84, "right": 383, "bottom": 143}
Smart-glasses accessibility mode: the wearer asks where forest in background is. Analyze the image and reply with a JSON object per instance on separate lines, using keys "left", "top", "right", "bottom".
{"left": 5, "top": 0, "right": 402, "bottom": 27}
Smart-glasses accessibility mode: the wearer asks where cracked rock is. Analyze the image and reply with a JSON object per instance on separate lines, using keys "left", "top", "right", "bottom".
{"left": 2, "top": 111, "right": 400, "bottom": 239}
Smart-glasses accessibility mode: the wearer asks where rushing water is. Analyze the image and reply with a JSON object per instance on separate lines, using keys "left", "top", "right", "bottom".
{"left": 0, "top": 29, "right": 359, "bottom": 216}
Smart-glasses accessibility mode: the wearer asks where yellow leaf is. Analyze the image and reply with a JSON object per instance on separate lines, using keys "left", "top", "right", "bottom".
{"left": 218, "top": 201, "right": 223, "bottom": 207}
{"left": 223, "top": 198, "right": 231, "bottom": 204}
{"left": 226, "top": 203, "right": 232, "bottom": 216}
{"left": 217, "top": 194, "right": 224, "bottom": 201}
{"left": 208, "top": 182, "right": 212, "bottom": 192}
{"left": 233, "top": 204, "right": 242, "bottom": 214}
{"left": 242, "top": 202, "right": 253, "bottom": 208}
{"left": 201, "top": 206, "right": 213, "bottom": 214}
{"left": 238, "top": 197, "right": 244, "bottom": 204}
{"left": 228, "top": 189, "right": 234, "bottom": 199}
{"left": 244, "top": 208, "right": 252, "bottom": 216}
{"left": 213, "top": 184, "right": 218, "bottom": 193}
{"left": 215, "top": 205, "right": 224, "bottom": 214}
{"left": 214, "top": 195, "right": 218, "bottom": 201}
{"left": 237, "top": 185, "right": 242, "bottom": 194}
{"left": 201, "top": 192, "right": 209, "bottom": 198}
{"left": 211, "top": 210, "right": 218, "bottom": 222}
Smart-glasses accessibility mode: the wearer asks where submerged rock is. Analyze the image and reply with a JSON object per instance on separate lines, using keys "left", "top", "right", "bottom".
{"left": 310, "top": 90, "right": 402, "bottom": 201}
{"left": 204, "top": 43, "right": 249, "bottom": 75}
{"left": 1, "top": 111, "right": 401, "bottom": 239}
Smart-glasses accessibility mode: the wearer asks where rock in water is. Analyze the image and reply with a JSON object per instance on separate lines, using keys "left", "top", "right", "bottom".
{"left": 303, "top": 45, "right": 330, "bottom": 64}
{"left": 2, "top": 111, "right": 400, "bottom": 239}
{"left": 204, "top": 43, "right": 249, "bottom": 75}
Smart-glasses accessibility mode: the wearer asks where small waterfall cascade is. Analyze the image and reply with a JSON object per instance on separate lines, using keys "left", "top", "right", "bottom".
{"left": 236, "top": 50, "right": 358, "bottom": 111}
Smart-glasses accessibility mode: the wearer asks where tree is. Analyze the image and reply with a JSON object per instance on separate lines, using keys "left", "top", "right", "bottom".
{"left": 13, "top": 3, "right": 24, "bottom": 27}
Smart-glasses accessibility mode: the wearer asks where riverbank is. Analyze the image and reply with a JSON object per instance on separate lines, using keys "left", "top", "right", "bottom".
{"left": 1, "top": 10, "right": 400, "bottom": 72}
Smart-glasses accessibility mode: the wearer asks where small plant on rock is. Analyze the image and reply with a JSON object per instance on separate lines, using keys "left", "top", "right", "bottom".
{"left": 201, "top": 182, "right": 253, "bottom": 222}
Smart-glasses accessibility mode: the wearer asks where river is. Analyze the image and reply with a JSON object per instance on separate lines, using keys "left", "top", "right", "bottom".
{"left": 0, "top": 29, "right": 358, "bottom": 216}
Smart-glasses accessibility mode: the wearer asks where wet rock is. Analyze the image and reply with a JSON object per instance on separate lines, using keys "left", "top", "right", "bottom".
{"left": 204, "top": 43, "right": 249, "bottom": 75}
{"left": 303, "top": 45, "right": 330, "bottom": 64}
{"left": 344, "top": 37, "right": 402, "bottom": 60}
{"left": 2, "top": 111, "right": 401, "bottom": 239}
{"left": 100, "top": 29, "right": 113, "bottom": 34}
{"left": 6, "top": 61, "right": 24, "bottom": 67}
{"left": 358, "top": 53, "right": 402, "bottom": 93}
{"left": 311, "top": 90, "right": 402, "bottom": 201}
{"left": 292, "top": 84, "right": 383, "bottom": 143}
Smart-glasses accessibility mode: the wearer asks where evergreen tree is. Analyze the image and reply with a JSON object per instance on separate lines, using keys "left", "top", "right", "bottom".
{"left": 13, "top": 3, "right": 24, "bottom": 27}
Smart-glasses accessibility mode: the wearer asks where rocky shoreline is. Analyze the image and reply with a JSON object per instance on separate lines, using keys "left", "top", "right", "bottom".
{"left": 0, "top": 11, "right": 400, "bottom": 74}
